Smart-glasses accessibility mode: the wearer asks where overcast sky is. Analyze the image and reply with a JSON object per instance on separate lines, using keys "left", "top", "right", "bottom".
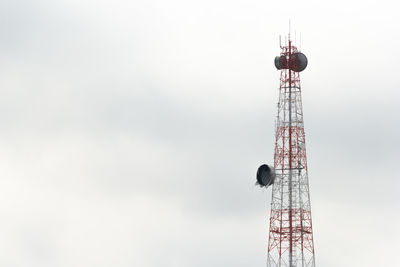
{"left": 0, "top": 0, "right": 399, "bottom": 266}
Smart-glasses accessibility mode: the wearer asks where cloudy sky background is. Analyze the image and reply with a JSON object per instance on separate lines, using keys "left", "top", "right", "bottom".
{"left": 0, "top": 0, "right": 399, "bottom": 266}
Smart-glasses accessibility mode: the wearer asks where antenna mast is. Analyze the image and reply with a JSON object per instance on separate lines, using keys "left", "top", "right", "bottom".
{"left": 257, "top": 33, "right": 316, "bottom": 267}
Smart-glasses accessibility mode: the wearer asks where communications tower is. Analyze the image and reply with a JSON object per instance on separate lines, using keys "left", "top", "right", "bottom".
{"left": 256, "top": 34, "right": 316, "bottom": 267}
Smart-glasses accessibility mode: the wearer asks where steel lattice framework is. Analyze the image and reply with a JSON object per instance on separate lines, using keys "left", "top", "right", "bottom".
{"left": 267, "top": 38, "right": 316, "bottom": 267}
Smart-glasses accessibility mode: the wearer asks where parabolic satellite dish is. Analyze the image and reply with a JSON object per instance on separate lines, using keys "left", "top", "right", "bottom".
{"left": 256, "top": 164, "right": 275, "bottom": 187}
{"left": 274, "top": 52, "right": 308, "bottom": 72}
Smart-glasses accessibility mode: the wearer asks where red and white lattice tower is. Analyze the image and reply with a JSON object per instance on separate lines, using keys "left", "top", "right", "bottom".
{"left": 258, "top": 34, "right": 316, "bottom": 267}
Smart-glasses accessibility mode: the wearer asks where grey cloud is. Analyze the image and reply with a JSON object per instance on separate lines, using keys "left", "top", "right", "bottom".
{"left": 0, "top": 0, "right": 399, "bottom": 266}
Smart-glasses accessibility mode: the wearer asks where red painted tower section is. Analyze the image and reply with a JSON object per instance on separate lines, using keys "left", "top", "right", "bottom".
{"left": 267, "top": 36, "right": 316, "bottom": 267}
